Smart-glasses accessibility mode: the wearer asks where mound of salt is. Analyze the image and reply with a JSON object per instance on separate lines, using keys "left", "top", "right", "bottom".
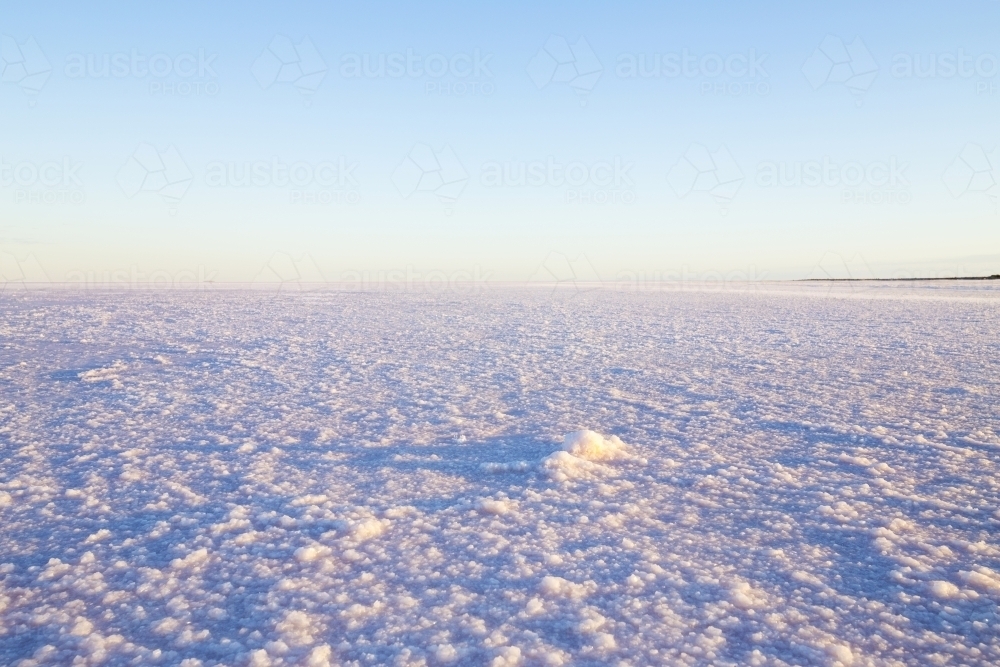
{"left": 539, "top": 430, "right": 633, "bottom": 482}
{"left": 561, "top": 430, "right": 627, "bottom": 461}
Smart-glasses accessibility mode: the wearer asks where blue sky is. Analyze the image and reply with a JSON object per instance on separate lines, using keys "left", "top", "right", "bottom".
{"left": 2, "top": 0, "right": 999, "bottom": 284}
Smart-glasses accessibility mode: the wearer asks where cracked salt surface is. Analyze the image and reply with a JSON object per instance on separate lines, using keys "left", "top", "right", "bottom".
{"left": 0, "top": 283, "right": 999, "bottom": 666}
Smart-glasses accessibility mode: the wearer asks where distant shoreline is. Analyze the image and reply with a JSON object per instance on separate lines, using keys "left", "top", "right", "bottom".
{"left": 799, "top": 275, "right": 1000, "bottom": 282}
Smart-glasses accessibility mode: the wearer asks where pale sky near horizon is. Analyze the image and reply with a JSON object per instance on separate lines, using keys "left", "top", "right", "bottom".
{"left": 2, "top": 0, "right": 999, "bottom": 285}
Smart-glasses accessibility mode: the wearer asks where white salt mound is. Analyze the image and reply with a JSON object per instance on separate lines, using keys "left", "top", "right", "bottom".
{"left": 539, "top": 431, "right": 633, "bottom": 482}
{"left": 561, "top": 430, "right": 627, "bottom": 461}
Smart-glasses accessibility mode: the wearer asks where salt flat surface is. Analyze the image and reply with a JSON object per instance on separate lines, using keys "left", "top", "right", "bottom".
{"left": 1, "top": 284, "right": 999, "bottom": 666}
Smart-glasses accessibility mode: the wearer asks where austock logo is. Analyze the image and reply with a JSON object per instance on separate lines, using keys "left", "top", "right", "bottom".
{"left": 803, "top": 251, "right": 880, "bottom": 294}
{"left": 479, "top": 157, "right": 635, "bottom": 204}
{"left": 891, "top": 50, "right": 999, "bottom": 80}
{"left": 806, "top": 251, "right": 876, "bottom": 281}
{"left": 250, "top": 253, "right": 493, "bottom": 293}
{"left": 117, "top": 144, "right": 193, "bottom": 210}
{"left": 0, "top": 249, "right": 49, "bottom": 295}
{"left": 340, "top": 48, "right": 492, "bottom": 78}
{"left": 64, "top": 48, "right": 220, "bottom": 97}
{"left": 525, "top": 251, "right": 603, "bottom": 296}
{"left": 392, "top": 143, "right": 468, "bottom": 212}
{"left": 205, "top": 157, "right": 361, "bottom": 205}
{"left": 890, "top": 48, "right": 1000, "bottom": 97}
{"left": 0, "top": 35, "right": 51, "bottom": 101}
{"left": 616, "top": 48, "right": 769, "bottom": 97}
{"left": 252, "top": 35, "right": 327, "bottom": 95}
{"left": 756, "top": 156, "right": 911, "bottom": 205}
{"left": 943, "top": 143, "right": 999, "bottom": 207}
{"left": 340, "top": 48, "right": 494, "bottom": 96}
{"left": 802, "top": 35, "right": 878, "bottom": 104}
{"left": 615, "top": 266, "right": 770, "bottom": 292}
{"left": 667, "top": 144, "right": 743, "bottom": 213}
{"left": 338, "top": 266, "right": 493, "bottom": 293}
{"left": 527, "top": 35, "right": 602, "bottom": 102}
{"left": 1, "top": 156, "right": 85, "bottom": 205}
{"left": 65, "top": 265, "right": 219, "bottom": 290}
{"left": 252, "top": 252, "right": 328, "bottom": 291}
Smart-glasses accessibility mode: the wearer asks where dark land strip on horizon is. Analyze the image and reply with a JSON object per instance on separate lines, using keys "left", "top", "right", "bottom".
{"left": 799, "top": 275, "right": 1000, "bottom": 282}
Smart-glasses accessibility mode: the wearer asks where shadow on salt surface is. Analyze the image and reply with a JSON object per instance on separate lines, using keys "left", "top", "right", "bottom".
{"left": 759, "top": 425, "right": 904, "bottom": 593}
{"left": 280, "top": 434, "right": 559, "bottom": 503}
{"left": 795, "top": 516, "right": 994, "bottom": 638}
{"left": 9, "top": 482, "right": 235, "bottom": 576}
{"left": 750, "top": 418, "right": 1000, "bottom": 634}
{"left": 48, "top": 369, "right": 90, "bottom": 382}
{"left": 9, "top": 431, "right": 565, "bottom": 566}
